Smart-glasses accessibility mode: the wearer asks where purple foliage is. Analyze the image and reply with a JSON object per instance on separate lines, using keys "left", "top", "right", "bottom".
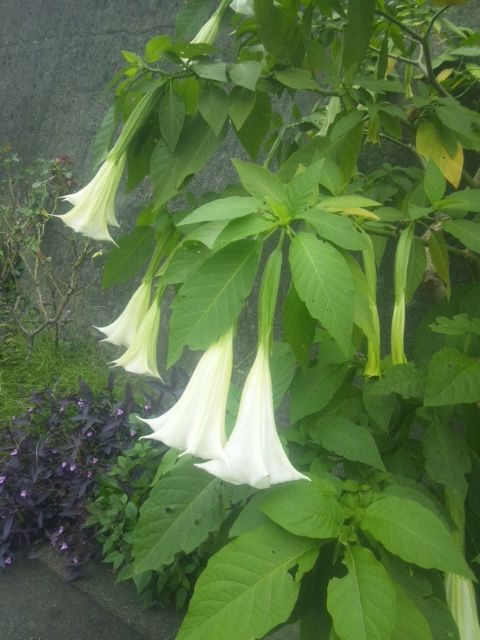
{"left": 0, "top": 373, "right": 174, "bottom": 580}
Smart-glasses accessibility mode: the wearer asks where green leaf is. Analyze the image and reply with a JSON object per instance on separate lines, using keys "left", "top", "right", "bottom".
{"left": 360, "top": 496, "right": 474, "bottom": 578}
{"left": 275, "top": 67, "right": 319, "bottom": 91}
{"left": 235, "top": 92, "right": 272, "bottom": 160}
{"left": 363, "top": 383, "right": 397, "bottom": 433}
{"left": 313, "top": 417, "right": 385, "bottom": 471}
{"left": 424, "top": 161, "right": 446, "bottom": 205}
{"left": 423, "top": 417, "right": 470, "bottom": 501}
{"left": 289, "top": 232, "right": 355, "bottom": 355}
{"left": 316, "top": 195, "right": 381, "bottom": 211}
{"left": 443, "top": 219, "right": 480, "bottom": 253}
{"left": 179, "top": 196, "right": 259, "bottom": 226}
{"left": 144, "top": 35, "right": 171, "bottom": 63}
{"left": 300, "top": 210, "right": 366, "bottom": 250}
{"left": 168, "top": 240, "right": 261, "bottom": 366}
{"left": 270, "top": 341, "right": 297, "bottom": 408}
{"left": 228, "top": 61, "right": 262, "bottom": 91}
{"left": 370, "top": 364, "right": 426, "bottom": 400}
{"left": 92, "top": 105, "right": 116, "bottom": 171}
{"left": 342, "top": 0, "right": 376, "bottom": 75}
{"left": 327, "top": 546, "right": 396, "bottom": 640}
{"left": 405, "top": 239, "right": 427, "bottom": 303}
{"left": 438, "top": 188, "right": 480, "bottom": 214}
{"left": 228, "top": 86, "right": 256, "bottom": 130}
{"left": 261, "top": 476, "right": 343, "bottom": 539}
{"left": 254, "top": 0, "right": 303, "bottom": 66}
{"left": 198, "top": 84, "right": 229, "bottom": 135}
{"left": 133, "top": 464, "right": 248, "bottom": 573}
{"left": 160, "top": 242, "right": 208, "bottom": 285}
{"left": 232, "top": 159, "right": 285, "bottom": 204}
{"left": 290, "top": 363, "right": 349, "bottom": 421}
{"left": 213, "top": 215, "right": 275, "bottom": 248}
{"left": 391, "top": 587, "right": 433, "bottom": 640}
{"left": 177, "top": 524, "right": 319, "bottom": 640}
{"left": 102, "top": 226, "right": 155, "bottom": 288}
{"left": 424, "top": 347, "right": 480, "bottom": 406}
{"left": 428, "top": 230, "right": 451, "bottom": 299}
{"left": 430, "top": 313, "right": 480, "bottom": 336}
{"left": 229, "top": 494, "right": 270, "bottom": 538}
{"left": 184, "top": 220, "right": 230, "bottom": 249}
{"left": 158, "top": 84, "right": 185, "bottom": 150}
{"left": 282, "top": 283, "right": 316, "bottom": 370}
{"left": 193, "top": 61, "right": 228, "bottom": 83}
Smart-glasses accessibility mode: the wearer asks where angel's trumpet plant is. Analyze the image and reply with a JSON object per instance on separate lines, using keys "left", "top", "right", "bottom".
{"left": 190, "top": 0, "right": 231, "bottom": 45}
{"left": 95, "top": 281, "right": 151, "bottom": 348}
{"left": 197, "top": 240, "right": 309, "bottom": 489}
{"left": 112, "top": 291, "right": 162, "bottom": 379}
{"left": 140, "top": 328, "right": 233, "bottom": 460}
{"left": 391, "top": 224, "right": 414, "bottom": 365}
{"left": 56, "top": 89, "right": 159, "bottom": 242}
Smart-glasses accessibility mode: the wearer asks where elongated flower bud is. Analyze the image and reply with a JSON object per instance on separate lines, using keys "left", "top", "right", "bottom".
{"left": 362, "top": 233, "right": 381, "bottom": 377}
{"left": 391, "top": 224, "right": 414, "bottom": 365}
{"left": 190, "top": 0, "right": 230, "bottom": 45}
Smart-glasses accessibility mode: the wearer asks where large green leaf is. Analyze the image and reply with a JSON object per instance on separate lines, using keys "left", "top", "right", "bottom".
{"left": 275, "top": 67, "right": 319, "bottom": 91}
{"left": 438, "top": 188, "right": 480, "bottom": 213}
{"left": 360, "top": 496, "right": 474, "bottom": 578}
{"left": 158, "top": 84, "right": 185, "bottom": 150}
{"left": 342, "top": 0, "right": 376, "bottom": 75}
{"left": 424, "top": 347, "right": 480, "bottom": 406}
{"left": 133, "top": 465, "right": 248, "bottom": 573}
{"left": 443, "top": 219, "right": 480, "bottom": 253}
{"left": 254, "top": 0, "right": 303, "bottom": 66}
{"left": 177, "top": 524, "right": 320, "bottom": 640}
{"left": 391, "top": 587, "right": 433, "bottom": 640}
{"left": 370, "top": 364, "right": 426, "bottom": 400}
{"left": 300, "top": 210, "right": 366, "bottom": 250}
{"left": 428, "top": 230, "right": 451, "bottom": 299}
{"left": 198, "top": 84, "right": 229, "bottom": 136}
{"left": 282, "top": 283, "right": 316, "bottom": 370}
{"left": 327, "top": 546, "right": 396, "bottom": 640}
{"left": 160, "top": 242, "right": 208, "bottom": 285}
{"left": 290, "top": 362, "right": 350, "bottom": 421}
{"left": 423, "top": 417, "right": 471, "bottom": 501}
{"left": 290, "top": 232, "right": 355, "bottom": 355}
{"left": 228, "top": 61, "right": 262, "bottom": 91}
{"left": 92, "top": 105, "right": 116, "bottom": 170}
{"left": 232, "top": 159, "right": 285, "bottom": 204}
{"left": 178, "top": 196, "right": 259, "bottom": 226}
{"left": 235, "top": 92, "right": 272, "bottom": 160}
{"left": 260, "top": 476, "right": 343, "bottom": 539}
{"left": 168, "top": 240, "right": 261, "bottom": 366}
{"left": 313, "top": 417, "right": 385, "bottom": 471}
{"left": 228, "top": 86, "right": 256, "bottom": 130}
{"left": 102, "top": 226, "right": 155, "bottom": 288}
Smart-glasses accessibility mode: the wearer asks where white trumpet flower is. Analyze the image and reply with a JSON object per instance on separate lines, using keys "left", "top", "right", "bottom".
{"left": 191, "top": 0, "right": 229, "bottom": 45}
{"left": 57, "top": 153, "right": 126, "bottom": 243}
{"left": 230, "top": 0, "right": 254, "bottom": 16}
{"left": 112, "top": 299, "right": 161, "bottom": 378}
{"left": 140, "top": 329, "right": 233, "bottom": 460}
{"left": 197, "top": 343, "right": 309, "bottom": 489}
{"left": 95, "top": 281, "right": 151, "bottom": 348}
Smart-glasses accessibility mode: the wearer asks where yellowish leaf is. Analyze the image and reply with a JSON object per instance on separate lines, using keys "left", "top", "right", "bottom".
{"left": 341, "top": 207, "right": 380, "bottom": 220}
{"left": 416, "top": 121, "right": 464, "bottom": 188}
{"left": 436, "top": 68, "right": 454, "bottom": 82}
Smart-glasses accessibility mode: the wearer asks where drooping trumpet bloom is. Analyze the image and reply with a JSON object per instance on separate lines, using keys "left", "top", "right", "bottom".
{"left": 197, "top": 243, "right": 308, "bottom": 489}
{"left": 112, "top": 299, "right": 161, "bottom": 378}
{"left": 57, "top": 154, "right": 126, "bottom": 242}
{"left": 140, "top": 328, "right": 233, "bottom": 460}
{"left": 362, "top": 233, "right": 381, "bottom": 377}
{"left": 95, "top": 281, "right": 151, "bottom": 348}
{"left": 230, "top": 0, "right": 254, "bottom": 16}
{"left": 191, "top": 0, "right": 230, "bottom": 45}
{"left": 196, "top": 342, "right": 309, "bottom": 489}
{"left": 57, "top": 89, "right": 159, "bottom": 242}
{"left": 445, "top": 574, "right": 480, "bottom": 640}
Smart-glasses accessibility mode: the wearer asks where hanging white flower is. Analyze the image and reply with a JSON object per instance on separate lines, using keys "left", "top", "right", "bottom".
{"left": 445, "top": 573, "right": 480, "bottom": 640}
{"left": 112, "top": 298, "right": 161, "bottom": 378}
{"left": 140, "top": 328, "right": 233, "bottom": 460}
{"left": 196, "top": 343, "right": 309, "bottom": 489}
{"left": 56, "top": 153, "right": 126, "bottom": 243}
{"left": 95, "top": 281, "right": 151, "bottom": 348}
{"left": 230, "top": 0, "right": 254, "bottom": 16}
